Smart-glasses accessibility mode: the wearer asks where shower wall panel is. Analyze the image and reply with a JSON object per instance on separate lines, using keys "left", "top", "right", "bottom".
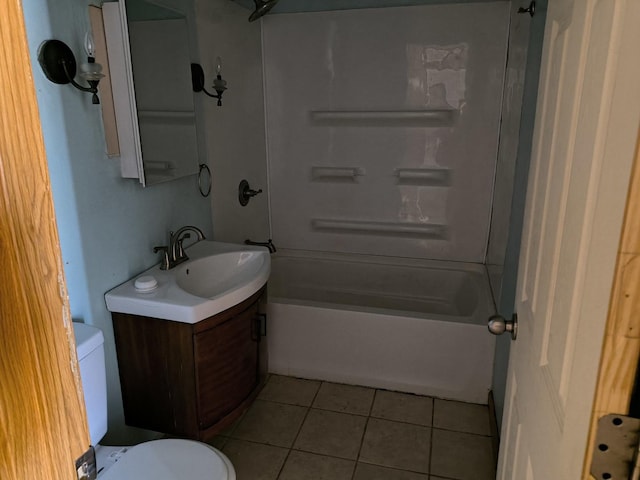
{"left": 264, "top": 2, "right": 509, "bottom": 261}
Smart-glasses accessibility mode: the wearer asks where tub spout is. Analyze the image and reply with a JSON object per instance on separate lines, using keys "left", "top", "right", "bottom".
{"left": 245, "top": 238, "right": 276, "bottom": 253}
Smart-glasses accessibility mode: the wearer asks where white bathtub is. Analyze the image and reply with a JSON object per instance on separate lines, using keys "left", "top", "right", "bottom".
{"left": 267, "top": 250, "right": 496, "bottom": 404}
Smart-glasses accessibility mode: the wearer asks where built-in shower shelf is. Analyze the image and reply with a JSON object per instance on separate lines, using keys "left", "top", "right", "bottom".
{"left": 137, "top": 110, "right": 196, "bottom": 124}
{"left": 309, "top": 109, "right": 456, "bottom": 127}
{"left": 311, "top": 166, "right": 365, "bottom": 182}
{"left": 144, "top": 160, "right": 175, "bottom": 172}
{"left": 312, "top": 219, "right": 447, "bottom": 238}
{"left": 394, "top": 168, "right": 451, "bottom": 186}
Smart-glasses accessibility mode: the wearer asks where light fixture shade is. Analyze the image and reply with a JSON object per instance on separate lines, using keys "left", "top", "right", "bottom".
{"left": 213, "top": 76, "right": 227, "bottom": 92}
{"left": 79, "top": 60, "right": 105, "bottom": 82}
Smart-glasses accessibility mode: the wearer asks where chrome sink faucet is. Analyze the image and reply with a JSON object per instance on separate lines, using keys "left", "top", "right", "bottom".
{"left": 154, "top": 226, "right": 206, "bottom": 270}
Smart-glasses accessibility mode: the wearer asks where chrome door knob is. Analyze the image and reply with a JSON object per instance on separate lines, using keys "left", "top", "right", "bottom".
{"left": 488, "top": 313, "right": 518, "bottom": 340}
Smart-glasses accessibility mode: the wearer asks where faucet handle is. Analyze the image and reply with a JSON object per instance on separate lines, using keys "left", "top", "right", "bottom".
{"left": 153, "top": 246, "right": 170, "bottom": 270}
{"left": 177, "top": 233, "right": 191, "bottom": 259}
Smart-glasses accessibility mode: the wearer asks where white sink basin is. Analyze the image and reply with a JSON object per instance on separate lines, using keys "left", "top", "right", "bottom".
{"left": 105, "top": 241, "right": 271, "bottom": 323}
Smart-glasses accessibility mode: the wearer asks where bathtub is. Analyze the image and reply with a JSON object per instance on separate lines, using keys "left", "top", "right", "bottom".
{"left": 266, "top": 250, "right": 497, "bottom": 404}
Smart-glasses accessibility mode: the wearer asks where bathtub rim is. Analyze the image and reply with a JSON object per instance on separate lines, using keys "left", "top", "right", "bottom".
{"left": 268, "top": 248, "right": 496, "bottom": 326}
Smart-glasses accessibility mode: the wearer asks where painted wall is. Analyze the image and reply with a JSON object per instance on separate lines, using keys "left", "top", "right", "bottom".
{"left": 195, "top": 0, "right": 270, "bottom": 244}
{"left": 23, "top": 0, "right": 212, "bottom": 444}
{"left": 491, "top": 0, "right": 547, "bottom": 429}
{"left": 486, "top": 4, "right": 532, "bottom": 297}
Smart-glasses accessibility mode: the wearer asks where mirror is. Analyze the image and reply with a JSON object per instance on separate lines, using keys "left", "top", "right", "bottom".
{"left": 103, "top": 0, "right": 199, "bottom": 186}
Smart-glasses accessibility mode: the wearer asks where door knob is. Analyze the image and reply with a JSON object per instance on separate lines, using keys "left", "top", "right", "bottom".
{"left": 488, "top": 313, "right": 518, "bottom": 340}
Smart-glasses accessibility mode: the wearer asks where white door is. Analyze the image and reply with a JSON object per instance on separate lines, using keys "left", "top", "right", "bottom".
{"left": 497, "top": 0, "right": 640, "bottom": 478}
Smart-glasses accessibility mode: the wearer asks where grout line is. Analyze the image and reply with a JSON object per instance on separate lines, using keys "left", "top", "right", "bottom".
{"left": 275, "top": 447, "right": 291, "bottom": 480}
{"left": 431, "top": 425, "right": 493, "bottom": 438}
{"left": 261, "top": 376, "right": 492, "bottom": 479}
{"left": 308, "top": 405, "right": 370, "bottom": 417}
{"left": 367, "top": 389, "right": 377, "bottom": 417}
{"left": 274, "top": 404, "right": 311, "bottom": 480}
{"left": 428, "top": 396, "right": 435, "bottom": 476}
{"left": 365, "top": 414, "right": 433, "bottom": 429}
{"left": 349, "top": 389, "right": 377, "bottom": 480}
{"left": 275, "top": 380, "right": 324, "bottom": 479}
{"left": 257, "top": 397, "right": 492, "bottom": 435}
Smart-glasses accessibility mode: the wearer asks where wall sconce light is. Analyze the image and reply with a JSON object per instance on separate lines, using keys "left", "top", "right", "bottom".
{"left": 38, "top": 33, "right": 105, "bottom": 104}
{"left": 191, "top": 56, "right": 227, "bottom": 106}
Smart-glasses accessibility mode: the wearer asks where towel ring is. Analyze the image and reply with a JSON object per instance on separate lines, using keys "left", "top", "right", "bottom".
{"left": 198, "top": 164, "right": 212, "bottom": 197}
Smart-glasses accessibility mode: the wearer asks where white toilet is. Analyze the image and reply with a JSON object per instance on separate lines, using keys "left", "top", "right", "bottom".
{"left": 73, "top": 322, "right": 236, "bottom": 479}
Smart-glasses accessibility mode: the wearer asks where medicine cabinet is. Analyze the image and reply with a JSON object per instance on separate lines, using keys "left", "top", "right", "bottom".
{"left": 103, "top": 0, "right": 200, "bottom": 186}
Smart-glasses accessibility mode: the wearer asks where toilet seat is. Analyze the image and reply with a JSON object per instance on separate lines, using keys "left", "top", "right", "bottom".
{"left": 98, "top": 439, "right": 235, "bottom": 480}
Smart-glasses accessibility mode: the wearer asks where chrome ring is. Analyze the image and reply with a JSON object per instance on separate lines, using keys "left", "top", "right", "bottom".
{"left": 198, "top": 164, "right": 212, "bottom": 197}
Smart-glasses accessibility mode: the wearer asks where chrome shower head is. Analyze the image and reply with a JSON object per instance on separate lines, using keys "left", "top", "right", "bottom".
{"left": 248, "top": 0, "right": 278, "bottom": 22}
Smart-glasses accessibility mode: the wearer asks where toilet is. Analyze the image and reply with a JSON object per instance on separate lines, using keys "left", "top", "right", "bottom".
{"left": 73, "top": 322, "right": 236, "bottom": 479}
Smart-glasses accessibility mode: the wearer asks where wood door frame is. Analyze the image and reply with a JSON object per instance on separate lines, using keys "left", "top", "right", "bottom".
{"left": 0, "top": 1, "right": 90, "bottom": 479}
{"left": 583, "top": 130, "right": 640, "bottom": 478}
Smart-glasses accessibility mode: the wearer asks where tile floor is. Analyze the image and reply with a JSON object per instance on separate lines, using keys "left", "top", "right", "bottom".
{"left": 209, "top": 375, "right": 495, "bottom": 480}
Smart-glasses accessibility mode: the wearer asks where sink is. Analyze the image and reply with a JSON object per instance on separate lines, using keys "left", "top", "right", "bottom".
{"left": 105, "top": 241, "right": 271, "bottom": 323}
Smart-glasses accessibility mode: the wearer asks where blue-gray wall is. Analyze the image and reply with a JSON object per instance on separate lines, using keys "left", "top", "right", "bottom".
{"left": 492, "top": 0, "right": 547, "bottom": 431}
{"left": 23, "top": 0, "right": 212, "bottom": 444}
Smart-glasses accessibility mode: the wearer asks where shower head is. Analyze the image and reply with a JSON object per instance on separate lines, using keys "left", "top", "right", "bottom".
{"left": 248, "top": 0, "right": 278, "bottom": 22}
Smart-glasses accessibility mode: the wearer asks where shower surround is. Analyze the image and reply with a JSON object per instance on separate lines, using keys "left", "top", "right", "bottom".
{"left": 262, "top": 2, "right": 510, "bottom": 403}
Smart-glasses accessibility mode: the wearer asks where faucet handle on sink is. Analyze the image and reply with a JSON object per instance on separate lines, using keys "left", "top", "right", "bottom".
{"left": 176, "top": 233, "right": 191, "bottom": 260}
{"left": 153, "top": 246, "right": 170, "bottom": 270}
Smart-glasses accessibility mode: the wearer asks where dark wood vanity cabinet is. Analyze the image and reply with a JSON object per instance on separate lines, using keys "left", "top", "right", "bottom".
{"left": 112, "top": 288, "right": 266, "bottom": 441}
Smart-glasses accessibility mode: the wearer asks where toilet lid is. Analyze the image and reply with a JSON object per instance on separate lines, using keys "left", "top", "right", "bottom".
{"left": 99, "top": 439, "right": 232, "bottom": 480}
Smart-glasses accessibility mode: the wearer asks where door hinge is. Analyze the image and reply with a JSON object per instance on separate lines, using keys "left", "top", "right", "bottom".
{"left": 75, "top": 446, "right": 97, "bottom": 480}
{"left": 590, "top": 414, "right": 640, "bottom": 480}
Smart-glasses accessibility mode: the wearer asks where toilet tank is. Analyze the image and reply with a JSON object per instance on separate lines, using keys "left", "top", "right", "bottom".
{"left": 73, "top": 323, "right": 108, "bottom": 446}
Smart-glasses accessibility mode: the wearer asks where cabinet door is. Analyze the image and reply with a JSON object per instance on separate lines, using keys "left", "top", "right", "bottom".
{"left": 194, "top": 303, "right": 259, "bottom": 429}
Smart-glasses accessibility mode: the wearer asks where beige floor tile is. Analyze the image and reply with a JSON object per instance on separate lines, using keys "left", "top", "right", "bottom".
{"left": 359, "top": 418, "right": 431, "bottom": 474}
{"left": 258, "top": 375, "right": 321, "bottom": 407}
{"left": 433, "top": 399, "right": 491, "bottom": 436}
{"left": 222, "top": 439, "right": 288, "bottom": 480}
{"left": 294, "top": 409, "right": 367, "bottom": 460}
{"left": 431, "top": 428, "right": 495, "bottom": 480}
{"left": 312, "top": 382, "right": 375, "bottom": 415}
{"left": 205, "top": 435, "right": 229, "bottom": 450}
{"left": 279, "top": 451, "right": 355, "bottom": 480}
{"left": 217, "top": 411, "right": 246, "bottom": 437}
{"left": 353, "top": 463, "right": 429, "bottom": 480}
{"left": 371, "top": 390, "right": 433, "bottom": 426}
{"left": 231, "top": 400, "right": 307, "bottom": 448}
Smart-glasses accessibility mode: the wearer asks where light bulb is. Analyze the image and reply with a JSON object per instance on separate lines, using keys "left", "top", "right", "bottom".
{"left": 215, "top": 56, "right": 223, "bottom": 76}
{"left": 84, "top": 31, "right": 96, "bottom": 58}
{"left": 80, "top": 30, "right": 104, "bottom": 82}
